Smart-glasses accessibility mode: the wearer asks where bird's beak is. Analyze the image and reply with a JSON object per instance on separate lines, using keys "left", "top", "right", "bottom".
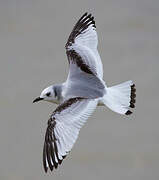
{"left": 33, "top": 97, "right": 44, "bottom": 103}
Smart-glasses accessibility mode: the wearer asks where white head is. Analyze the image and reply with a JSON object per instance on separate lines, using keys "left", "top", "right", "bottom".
{"left": 33, "top": 85, "right": 59, "bottom": 104}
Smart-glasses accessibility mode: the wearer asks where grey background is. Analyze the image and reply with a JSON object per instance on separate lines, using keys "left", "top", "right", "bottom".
{"left": 0, "top": 0, "right": 159, "bottom": 179}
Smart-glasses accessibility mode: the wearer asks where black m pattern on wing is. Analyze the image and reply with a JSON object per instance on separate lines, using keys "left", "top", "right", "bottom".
{"left": 43, "top": 97, "right": 85, "bottom": 173}
{"left": 66, "top": 50, "right": 95, "bottom": 75}
{"left": 53, "top": 97, "right": 84, "bottom": 114}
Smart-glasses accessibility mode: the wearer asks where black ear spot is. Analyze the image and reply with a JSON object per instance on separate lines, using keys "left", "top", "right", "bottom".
{"left": 46, "top": 92, "right": 51, "bottom": 97}
{"left": 54, "top": 88, "right": 57, "bottom": 97}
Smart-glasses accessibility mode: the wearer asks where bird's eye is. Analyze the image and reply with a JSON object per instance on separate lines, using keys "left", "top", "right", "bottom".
{"left": 46, "top": 92, "right": 51, "bottom": 97}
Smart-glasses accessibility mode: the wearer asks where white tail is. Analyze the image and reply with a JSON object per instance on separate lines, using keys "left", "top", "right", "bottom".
{"left": 102, "top": 80, "right": 136, "bottom": 115}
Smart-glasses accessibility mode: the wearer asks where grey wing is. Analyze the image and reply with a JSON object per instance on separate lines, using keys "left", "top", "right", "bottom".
{"left": 65, "top": 63, "right": 106, "bottom": 99}
{"left": 65, "top": 13, "right": 106, "bottom": 99}
{"left": 43, "top": 97, "right": 98, "bottom": 172}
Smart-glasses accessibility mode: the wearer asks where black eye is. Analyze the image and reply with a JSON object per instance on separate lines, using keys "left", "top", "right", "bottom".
{"left": 46, "top": 92, "right": 51, "bottom": 97}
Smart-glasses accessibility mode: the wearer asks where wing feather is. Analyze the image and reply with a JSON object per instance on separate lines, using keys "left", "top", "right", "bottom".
{"left": 65, "top": 12, "right": 103, "bottom": 79}
{"left": 43, "top": 97, "right": 97, "bottom": 172}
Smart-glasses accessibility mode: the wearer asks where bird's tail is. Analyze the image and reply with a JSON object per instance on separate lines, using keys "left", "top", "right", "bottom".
{"left": 102, "top": 81, "right": 136, "bottom": 115}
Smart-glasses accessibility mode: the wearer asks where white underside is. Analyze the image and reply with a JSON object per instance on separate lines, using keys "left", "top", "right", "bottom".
{"left": 100, "top": 80, "right": 133, "bottom": 114}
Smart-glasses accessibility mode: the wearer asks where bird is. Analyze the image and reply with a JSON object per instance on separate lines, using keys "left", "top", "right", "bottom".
{"left": 33, "top": 12, "right": 136, "bottom": 173}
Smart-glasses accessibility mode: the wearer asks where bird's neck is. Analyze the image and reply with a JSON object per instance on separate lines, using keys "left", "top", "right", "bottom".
{"left": 53, "top": 83, "right": 66, "bottom": 104}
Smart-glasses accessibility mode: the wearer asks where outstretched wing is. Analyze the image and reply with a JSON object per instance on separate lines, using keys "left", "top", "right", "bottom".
{"left": 43, "top": 97, "right": 98, "bottom": 172}
{"left": 65, "top": 12, "right": 103, "bottom": 79}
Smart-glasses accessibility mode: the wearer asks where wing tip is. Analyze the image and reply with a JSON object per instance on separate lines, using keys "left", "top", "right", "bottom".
{"left": 44, "top": 167, "right": 48, "bottom": 173}
{"left": 43, "top": 142, "right": 49, "bottom": 173}
{"left": 83, "top": 12, "right": 96, "bottom": 28}
{"left": 65, "top": 12, "right": 96, "bottom": 48}
{"left": 43, "top": 119, "right": 68, "bottom": 173}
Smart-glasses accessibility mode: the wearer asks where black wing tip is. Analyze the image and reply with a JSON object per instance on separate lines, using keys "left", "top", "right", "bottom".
{"left": 83, "top": 12, "right": 88, "bottom": 17}
{"left": 43, "top": 143, "right": 48, "bottom": 173}
{"left": 43, "top": 120, "right": 66, "bottom": 173}
{"left": 65, "top": 12, "right": 96, "bottom": 48}
{"left": 44, "top": 167, "right": 48, "bottom": 173}
{"left": 78, "top": 12, "right": 95, "bottom": 25}
{"left": 49, "top": 165, "right": 54, "bottom": 171}
{"left": 84, "top": 13, "right": 96, "bottom": 28}
{"left": 77, "top": 12, "right": 96, "bottom": 30}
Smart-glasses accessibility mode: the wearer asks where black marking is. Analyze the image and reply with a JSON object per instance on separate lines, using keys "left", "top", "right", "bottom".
{"left": 125, "top": 84, "right": 136, "bottom": 115}
{"left": 43, "top": 119, "right": 57, "bottom": 172}
{"left": 130, "top": 103, "right": 135, "bottom": 108}
{"left": 43, "top": 142, "right": 48, "bottom": 173}
{"left": 53, "top": 97, "right": 84, "bottom": 114}
{"left": 66, "top": 50, "right": 95, "bottom": 75}
{"left": 46, "top": 140, "right": 53, "bottom": 171}
{"left": 53, "top": 131, "right": 63, "bottom": 164}
{"left": 49, "top": 141, "right": 58, "bottom": 169}
{"left": 65, "top": 12, "right": 96, "bottom": 48}
{"left": 130, "top": 84, "right": 136, "bottom": 108}
{"left": 125, "top": 110, "right": 132, "bottom": 115}
{"left": 54, "top": 88, "right": 57, "bottom": 97}
{"left": 45, "top": 128, "right": 53, "bottom": 171}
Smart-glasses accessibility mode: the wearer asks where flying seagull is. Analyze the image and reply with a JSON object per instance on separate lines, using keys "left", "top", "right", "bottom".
{"left": 33, "top": 12, "right": 136, "bottom": 172}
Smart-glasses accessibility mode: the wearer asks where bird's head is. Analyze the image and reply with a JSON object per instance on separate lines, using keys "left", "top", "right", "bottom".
{"left": 33, "top": 85, "right": 59, "bottom": 104}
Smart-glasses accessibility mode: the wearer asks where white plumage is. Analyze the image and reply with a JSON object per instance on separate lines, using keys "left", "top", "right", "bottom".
{"left": 33, "top": 12, "right": 136, "bottom": 172}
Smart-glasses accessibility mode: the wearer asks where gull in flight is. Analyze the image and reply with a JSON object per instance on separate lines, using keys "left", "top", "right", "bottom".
{"left": 33, "top": 12, "right": 136, "bottom": 172}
